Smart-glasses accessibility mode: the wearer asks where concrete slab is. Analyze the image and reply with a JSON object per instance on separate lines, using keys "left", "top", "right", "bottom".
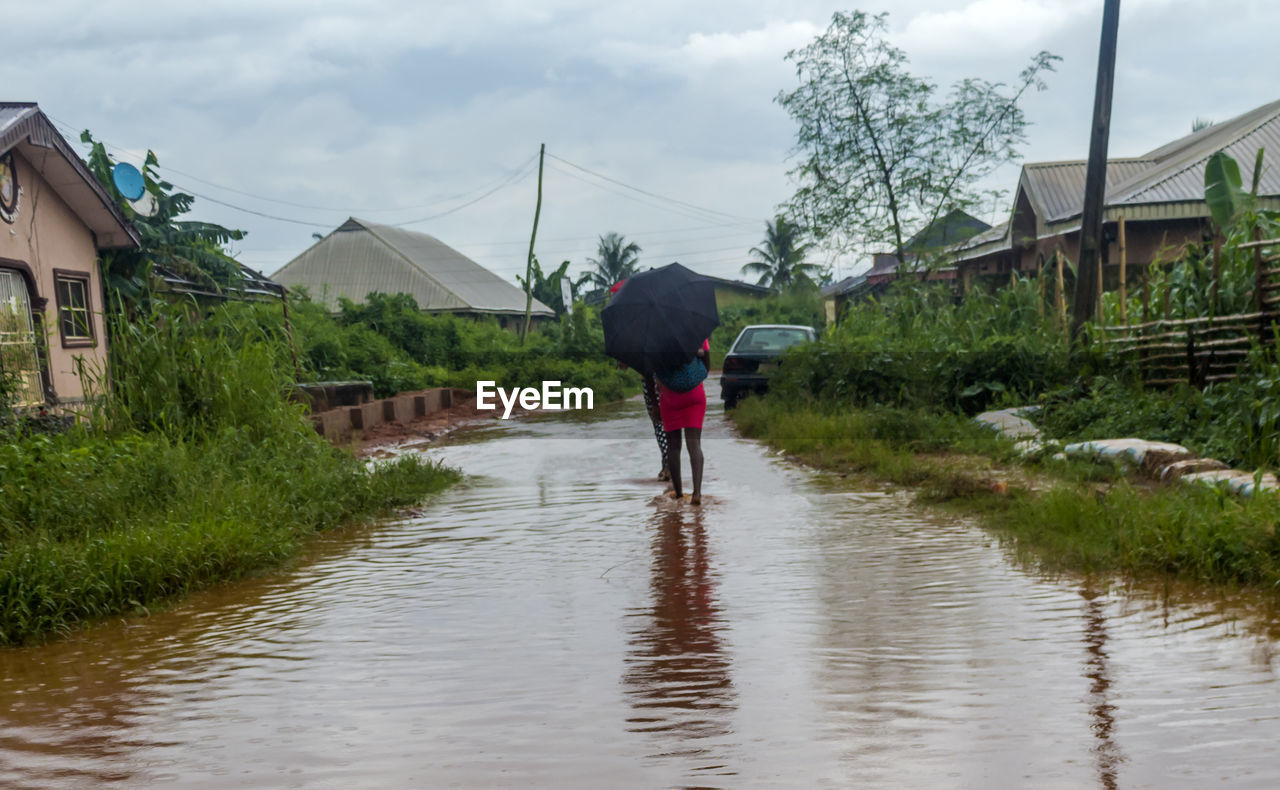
{"left": 382, "top": 395, "right": 416, "bottom": 424}
{"left": 1159, "top": 457, "right": 1230, "bottom": 480}
{"left": 349, "top": 402, "right": 383, "bottom": 432}
{"left": 310, "top": 409, "right": 352, "bottom": 441}
{"left": 1183, "top": 468, "right": 1280, "bottom": 496}
{"left": 1063, "top": 438, "right": 1193, "bottom": 470}
{"left": 974, "top": 408, "right": 1042, "bottom": 440}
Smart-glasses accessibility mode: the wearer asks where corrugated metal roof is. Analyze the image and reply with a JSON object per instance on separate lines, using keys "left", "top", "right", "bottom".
{"left": 0, "top": 103, "right": 38, "bottom": 141}
{"left": 1028, "top": 98, "right": 1280, "bottom": 224}
{"left": 0, "top": 102, "right": 138, "bottom": 249}
{"left": 272, "top": 218, "right": 553, "bottom": 316}
{"left": 947, "top": 221, "right": 1012, "bottom": 263}
{"left": 1021, "top": 159, "right": 1151, "bottom": 222}
{"left": 1108, "top": 98, "right": 1280, "bottom": 206}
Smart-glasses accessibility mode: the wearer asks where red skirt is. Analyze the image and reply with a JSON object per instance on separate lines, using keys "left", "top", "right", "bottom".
{"left": 658, "top": 381, "right": 707, "bottom": 431}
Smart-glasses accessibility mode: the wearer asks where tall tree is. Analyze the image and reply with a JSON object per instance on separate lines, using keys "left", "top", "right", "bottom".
{"left": 777, "top": 11, "right": 1059, "bottom": 265}
{"left": 742, "top": 216, "right": 822, "bottom": 290}
{"left": 577, "top": 232, "right": 642, "bottom": 290}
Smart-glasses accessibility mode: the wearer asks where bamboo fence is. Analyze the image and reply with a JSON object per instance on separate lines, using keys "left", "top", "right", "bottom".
{"left": 1097, "top": 235, "right": 1280, "bottom": 387}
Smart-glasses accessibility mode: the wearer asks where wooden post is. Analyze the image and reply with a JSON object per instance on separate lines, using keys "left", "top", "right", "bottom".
{"left": 1118, "top": 215, "right": 1127, "bottom": 323}
{"left": 1070, "top": 0, "right": 1122, "bottom": 338}
{"left": 1055, "top": 251, "right": 1067, "bottom": 330}
{"left": 1256, "top": 225, "right": 1268, "bottom": 345}
{"left": 1139, "top": 266, "right": 1150, "bottom": 383}
{"left": 1141, "top": 271, "right": 1150, "bottom": 324}
{"left": 1097, "top": 240, "right": 1106, "bottom": 326}
{"left": 1186, "top": 329, "right": 1198, "bottom": 388}
{"left": 1210, "top": 235, "right": 1222, "bottom": 315}
{"left": 1037, "top": 254, "right": 1046, "bottom": 317}
{"left": 279, "top": 285, "right": 301, "bottom": 382}
{"left": 521, "top": 143, "right": 546, "bottom": 344}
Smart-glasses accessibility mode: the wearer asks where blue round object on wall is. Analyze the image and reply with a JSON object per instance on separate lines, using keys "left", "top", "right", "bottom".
{"left": 111, "top": 162, "right": 146, "bottom": 201}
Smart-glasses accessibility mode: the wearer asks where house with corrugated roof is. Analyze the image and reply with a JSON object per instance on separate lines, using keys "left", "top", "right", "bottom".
{"left": 272, "top": 217, "right": 553, "bottom": 329}
{"left": 0, "top": 102, "right": 139, "bottom": 408}
{"left": 821, "top": 209, "right": 989, "bottom": 321}
{"left": 950, "top": 98, "right": 1280, "bottom": 288}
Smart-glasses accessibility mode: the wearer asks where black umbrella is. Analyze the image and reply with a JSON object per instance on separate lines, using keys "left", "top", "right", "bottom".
{"left": 602, "top": 262, "right": 719, "bottom": 374}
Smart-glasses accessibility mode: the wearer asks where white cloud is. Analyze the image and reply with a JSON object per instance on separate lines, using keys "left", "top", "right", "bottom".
{"left": 9, "top": 0, "right": 1280, "bottom": 278}
{"left": 598, "top": 19, "right": 819, "bottom": 77}
{"left": 679, "top": 21, "right": 822, "bottom": 66}
{"left": 894, "top": 0, "right": 1093, "bottom": 59}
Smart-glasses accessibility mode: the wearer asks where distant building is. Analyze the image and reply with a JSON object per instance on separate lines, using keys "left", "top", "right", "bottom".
{"left": 0, "top": 102, "right": 139, "bottom": 408}
{"left": 821, "top": 274, "right": 866, "bottom": 325}
{"left": 273, "top": 218, "right": 553, "bottom": 328}
{"left": 582, "top": 269, "right": 770, "bottom": 310}
{"left": 700, "top": 273, "right": 772, "bottom": 308}
{"left": 949, "top": 97, "right": 1280, "bottom": 289}
{"left": 823, "top": 209, "right": 990, "bottom": 321}
{"left": 864, "top": 209, "right": 991, "bottom": 291}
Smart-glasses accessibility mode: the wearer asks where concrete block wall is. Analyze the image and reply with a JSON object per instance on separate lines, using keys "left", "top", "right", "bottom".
{"left": 310, "top": 387, "right": 466, "bottom": 442}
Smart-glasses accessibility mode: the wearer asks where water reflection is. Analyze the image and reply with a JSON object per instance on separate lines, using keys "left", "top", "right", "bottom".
{"left": 5, "top": 404, "right": 1280, "bottom": 787}
{"left": 623, "top": 506, "right": 736, "bottom": 777}
{"left": 1081, "top": 588, "right": 1125, "bottom": 790}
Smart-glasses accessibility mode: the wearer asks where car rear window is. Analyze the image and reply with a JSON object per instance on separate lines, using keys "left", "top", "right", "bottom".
{"left": 732, "top": 328, "right": 811, "bottom": 353}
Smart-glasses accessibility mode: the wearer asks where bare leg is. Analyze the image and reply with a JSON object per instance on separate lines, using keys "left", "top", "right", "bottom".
{"left": 685, "top": 427, "right": 703, "bottom": 504}
{"left": 665, "top": 429, "right": 683, "bottom": 498}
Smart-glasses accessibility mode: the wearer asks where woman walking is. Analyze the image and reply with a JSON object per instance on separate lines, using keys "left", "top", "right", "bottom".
{"left": 658, "top": 339, "right": 709, "bottom": 505}
{"left": 642, "top": 372, "right": 671, "bottom": 481}
{"left": 612, "top": 279, "right": 671, "bottom": 481}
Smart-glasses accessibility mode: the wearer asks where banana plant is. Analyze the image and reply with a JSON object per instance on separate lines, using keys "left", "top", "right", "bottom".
{"left": 1204, "top": 150, "right": 1251, "bottom": 231}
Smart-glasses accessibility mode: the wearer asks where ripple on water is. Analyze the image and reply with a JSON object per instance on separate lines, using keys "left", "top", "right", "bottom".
{"left": 2, "top": 403, "right": 1280, "bottom": 788}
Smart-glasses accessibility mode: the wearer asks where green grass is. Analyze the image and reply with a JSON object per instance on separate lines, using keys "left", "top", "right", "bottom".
{"left": 0, "top": 426, "right": 458, "bottom": 647}
{"left": 0, "top": 300, "right": 461, "bottom": 647}
{"left": 730, "top": 394, "right": 1280, "bottom": 593}
{"left": 992, "top": 480, "right": 1280, "bottom": 589}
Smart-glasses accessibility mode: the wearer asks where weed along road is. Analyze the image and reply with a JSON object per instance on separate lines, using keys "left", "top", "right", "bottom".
{"left": 5, "top": 402, "right": 1280, "bottom": 788}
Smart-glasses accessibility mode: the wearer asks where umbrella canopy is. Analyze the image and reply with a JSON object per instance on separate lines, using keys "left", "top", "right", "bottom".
{"left": 602, "top": 263, "right": 719, "bottom": 373}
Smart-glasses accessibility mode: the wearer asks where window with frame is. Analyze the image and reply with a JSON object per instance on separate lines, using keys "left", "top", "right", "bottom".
{"left": 0, "top": 268, "right": 45, "bottom": 405}
{"left": 54, "top": 271, "right": 94, "bottom": 346}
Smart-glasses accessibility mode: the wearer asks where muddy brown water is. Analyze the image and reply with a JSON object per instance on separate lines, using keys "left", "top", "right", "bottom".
{"left": 3, "top": 401, "right": 1280, "bottom": 788}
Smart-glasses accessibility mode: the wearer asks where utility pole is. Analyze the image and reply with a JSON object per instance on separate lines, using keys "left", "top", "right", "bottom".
{"left": 1071, "top": 0, "right": 1121, "bottom": 338}
{"left": 521, "top": 143, "right": 546, "bottom": 344}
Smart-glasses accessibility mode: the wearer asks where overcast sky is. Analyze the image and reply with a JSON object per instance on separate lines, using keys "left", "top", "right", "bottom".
{"left": 11, "top": 0, "right": 1279, "bottom": 284}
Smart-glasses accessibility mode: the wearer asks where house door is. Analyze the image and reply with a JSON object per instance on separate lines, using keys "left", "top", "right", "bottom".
{"left": 0, "top": 268, "right": 45, "bottom": 406}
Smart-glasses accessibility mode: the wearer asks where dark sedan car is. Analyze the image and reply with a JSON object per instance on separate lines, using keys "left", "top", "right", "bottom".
{"left": 719, "top": 324, "right": 816, "bottom": 408}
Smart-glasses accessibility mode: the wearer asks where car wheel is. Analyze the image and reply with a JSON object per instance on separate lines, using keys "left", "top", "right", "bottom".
{"left": 723, "top": 390, "right": 741, "bottom": 410}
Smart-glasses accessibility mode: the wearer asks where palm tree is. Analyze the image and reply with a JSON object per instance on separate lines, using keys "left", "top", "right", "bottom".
{"left": 577, "top": 232, "right": 642, "bottom": 291}
{"left": 742, "top": 217, "right": 821, "bottom": 290}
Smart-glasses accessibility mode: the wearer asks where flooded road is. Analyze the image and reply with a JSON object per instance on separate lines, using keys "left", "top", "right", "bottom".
{"left": 3, "top": 401, "right": 1280, "bottom": 788}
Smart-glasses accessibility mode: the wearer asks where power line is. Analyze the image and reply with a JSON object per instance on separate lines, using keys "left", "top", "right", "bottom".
{"left": 153, "top": 155, "right": 539, "bottom": 215}
{"left": 166, "top": 188, "right": 336, "bottom": 228}
{"left": 46, "top": 114, "right": 769, "bottom": 258}
{"left": 545, "top": 160, "right": 761, "bottom": 228}
{"left": 47, "top": 113, "right": 542, "bottom": 227}
{"left": 546, "top": 151, "right": 762, "bottom": 224}
{"left": 390, "top": 157, "right": 539, "bottom": 227}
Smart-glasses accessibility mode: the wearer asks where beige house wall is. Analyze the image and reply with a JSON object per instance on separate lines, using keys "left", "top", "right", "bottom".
{"left": 0, "top": 149, "right": 108, "bottom": 404}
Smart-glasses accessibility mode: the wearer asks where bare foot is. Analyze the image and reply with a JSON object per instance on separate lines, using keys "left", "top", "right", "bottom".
{"left": 657, "top": 467, "right": 670, "bottom": 481}
{"left": 666, "top": 490, "right": 682, "bottom": 500}
{"left": 690, "top": 494, "right": 701, "bottom": 506}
